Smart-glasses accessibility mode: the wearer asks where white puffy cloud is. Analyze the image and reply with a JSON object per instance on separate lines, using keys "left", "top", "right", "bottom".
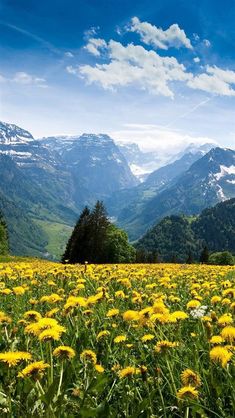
{"left": 110, "top": 123, "right": 216, "bottom": 153}
{"left": 85, "top": 38, "right": 107, "bottom": 56}
{"left": 193, "top": 57, "right": 200, "bottom": 63}
{"left": 188, "top": 66, "right": 235, "bottom": 96}
{"left": 128, "top": 17, "right": 192, "bottom": 50}
{"left": 13, "top": 72, "right": 47, "bottom": 88}
{"left": 71, "top": 40, "right": 192, "bottom": 97}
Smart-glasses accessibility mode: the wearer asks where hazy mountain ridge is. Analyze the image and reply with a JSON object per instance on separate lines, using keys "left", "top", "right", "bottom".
{"left": 117, "top": 147, "right": 235, "bottom": 240}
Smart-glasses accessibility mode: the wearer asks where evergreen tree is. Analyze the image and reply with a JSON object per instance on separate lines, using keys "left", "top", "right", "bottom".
{"left": 89, "top": 201, "right": 110, "bottom": 263}
{"left": 62, "top": 201, "right": 135, "bottom": 264}
{"left": 62, "top": 206, "right": 91, "bottom": 263}
{"left": 200, "top": 246, "right": 209, "bottom": 263}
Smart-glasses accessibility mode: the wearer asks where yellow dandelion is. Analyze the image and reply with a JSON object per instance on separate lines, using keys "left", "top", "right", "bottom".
{"left": 119, "top": 366, "right": 138, "bottom": 378}
{"left": 97, "top": 330, "right": 110, "bottom": 340}
{"left": 23, "top": 310, "right": 42, "bottom": 321}
{"left": 38, "top": 325, "right": 66, "bottom": 342}
{"left": 180, "top": 369, "right": 201, "bottom": 387}
{"left": 80, "top": 350, "right": 97, "bottom": 365}
{"left": 106, "top": 308, "right": 119, "bottom": 318}
{"left": 177, "top": 386, "right": 199, "bottom": 400}
{"left": 114, "top": 335, "right": 127, "bottom": 344}
{"left": 123, "top": 310, "right": 139, "bottom": 321}
{"left": 221, "top": 326, "right": 235, "bottom": 343}
{"left": 210, "top": 346, "right": 233, "bottom": 367}
{"left": 18, "top": 361, "right": 50, "bottom": 379}
{"left": 0, "top": 351, "right": 32, "bottom": 367}
{"left": 155, "top": 340, "right": 179, "bottom": 353}
{"left": 141, "top": 334, "right": 155, "bottom": 342}
{"left": 187, "top": 300, "right": 201, "bottom": 309}
{"left": 94, "top": 364, "right": 104, "bottom": 373}
{"left": 210, "top": 335, "right": 224, "bottom": 345}
{"left": 53, "top": 345, "right": 76, "bottom": 359}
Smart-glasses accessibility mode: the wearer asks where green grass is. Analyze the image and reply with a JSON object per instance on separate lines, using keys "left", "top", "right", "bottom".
{"left": 34, "top": 219, "right": 72, "bottom": 260}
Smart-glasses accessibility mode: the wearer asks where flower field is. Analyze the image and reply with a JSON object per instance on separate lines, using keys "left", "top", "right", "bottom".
{"left": 0, "top": 261, "right": 234, "bottom": 417}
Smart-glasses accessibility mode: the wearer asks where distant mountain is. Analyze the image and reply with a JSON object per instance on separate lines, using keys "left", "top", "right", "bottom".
{"left": 106, "top": 144, "right": 217, "bottom": 220}
{"left": 136, "top": 198, "right": 235, "bottom": 262}
{"left": 0, "top": 122, "right": 138, "bottom": 257}
{"left": 117, "top": 147, "right": 235, "bottom": 240}
{"left": 117, "top": 142, "right": 160, "bottom": 181}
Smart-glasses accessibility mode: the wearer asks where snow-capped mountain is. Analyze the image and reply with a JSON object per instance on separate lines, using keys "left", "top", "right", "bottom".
{"left": 116, "top": 147, "right": 235, "bottom": 240}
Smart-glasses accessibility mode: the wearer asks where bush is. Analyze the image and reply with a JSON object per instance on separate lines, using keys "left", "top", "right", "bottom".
{"left": 208, "top": 251, "right": 234, "bottom": 266}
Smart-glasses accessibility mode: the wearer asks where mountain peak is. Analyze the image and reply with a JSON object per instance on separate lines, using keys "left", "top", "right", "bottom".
{"left": 0, "top": 121, "right": 34, "bottom": 144}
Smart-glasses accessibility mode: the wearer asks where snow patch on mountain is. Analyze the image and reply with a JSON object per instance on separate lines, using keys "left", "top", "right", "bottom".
{"left": 215, "top": 165, "right": 235, "bottom": 180}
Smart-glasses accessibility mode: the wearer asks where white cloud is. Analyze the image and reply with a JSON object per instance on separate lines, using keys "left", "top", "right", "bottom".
{"left": 193, "top": 57, "right": 200, "bottom": 63}
{"left": 203, "top": 39, "right": 211, "bottom": 47}
{"left": 85, "top": 38, "right": 107, "bottom": 56}
{"left": 65, "top": 51, "right": 74, "bottom": 58}
{"left": 71, "top": 40, "right": 192, "bottom": 97}
{"left": 128, "top": 17, "right": 192, "bottom": 50}
{"left": 13, "top": 72, "right": 47, "bottom": 88}
{"left": 110, "top": 123, "right": 216, "bottom": 154}
{"left": 188, "top": 65, "right": 235, "bottom": 96}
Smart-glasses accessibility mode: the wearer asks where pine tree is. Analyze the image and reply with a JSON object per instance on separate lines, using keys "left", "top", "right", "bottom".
{"left": 62, "top": 206, "right": 91, "bottom": 263}
{"left": 199, "top": 246, "right": 209, "bottom": 264}
{"left": 89, "top": 201, "right": 110, "bottom": 263}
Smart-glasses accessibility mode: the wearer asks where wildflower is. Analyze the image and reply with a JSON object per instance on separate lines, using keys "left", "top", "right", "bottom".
{"left": 0, "top": 351, "right": 32, "bottom": 367}
{"left": 114, "top": 335, "right": 127, "bottom": 344}
{"left": 187, "top": 300, "right": 201, "bottom": 309}
{"left": 211, "top": 296, "right": 222, "bottom": 304}
{"left": 23, "top": 310, "right": 42, "bottom": 322}
{"left": 18, "top": 361, "right": 50, "bottom": 379}
{"left": 80, "top": 350, "right": 97, "bottom": 365}
{"left": 221, "top": 326, "right": 235, "bottom": 343}
{"left": 119, "top": 366, "right": 138, "bottom": 378}
{"left": 177, "top": 386, "right": 199, "bottom": 400}
{"left": 0, "top": 311, "right": 12, "bottom": 324}
{"left": 38, "top": 325, "right": 66, "bottom": 342}
{"left": 94, "top": 364, "right": 104, "bottom": 373}
{"left": 218, "top": 314, "right": 233, "bottom": 327}
{"left": 141, "top": 334, "right": 155, "bottom": 342}
{"left": 210, "top": 336, "right": 224, "bottom": 345}
{"left": 210, "top": 346, "right": 233, "bottom": 367}
{"left": 155, "top": 340, "right": 179, "bottom": 353}
{"left": 106, "top": 308, "right": 119, "bottom": 318}
{"left": 53, "top": 346, "right": 76, "bottom": 360}
{"left": 123, "top": 310, "right": 139, "bottom": 321}
{"left": 171, "top": 311, "right": 188, "bottom": 321}
{"left": 180, "top": 369, "right": 201, "bottom": 387}
{"left": 97, "top": 330, "right": 110, "bottom": 340}
{"left": 13, "top": 286, "right": 25, "bottom": 295}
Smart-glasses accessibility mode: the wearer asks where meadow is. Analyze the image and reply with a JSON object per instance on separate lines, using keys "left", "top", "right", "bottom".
{"left": 0, "top": 261, "right": 234, "bottom": 417}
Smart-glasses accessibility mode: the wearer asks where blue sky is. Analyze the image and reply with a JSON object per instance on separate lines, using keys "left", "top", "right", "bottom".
{"left": 0, "top": 0, "right": 235, "bottom": 153}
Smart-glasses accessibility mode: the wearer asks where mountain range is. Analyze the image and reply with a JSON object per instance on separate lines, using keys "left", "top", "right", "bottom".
{"left": 0, "top": 120, "right": 234, "bottom": 258}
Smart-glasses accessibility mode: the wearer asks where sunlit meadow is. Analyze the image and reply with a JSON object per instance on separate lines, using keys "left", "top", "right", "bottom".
{"left": 0, "top": 261, "right": 234, "bottom": 417}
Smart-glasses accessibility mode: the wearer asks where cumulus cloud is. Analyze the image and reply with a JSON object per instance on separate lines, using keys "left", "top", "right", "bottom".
{"left": 12, "top": 72, "right": 47, "bottom": 88}
{"left": 193, "top": 57, "right": 200, "bottom": 63}
{"left": 70, "top": 40, "right": 192, "bottom": 97}
{"left": 110, "top": 123, "right": 216, "bottom": 153}
{"left": 128, "top": 17, "right": 192, "bottom": 50}
{"left": 85, "top": 38, "right": 107, "bottom": 56}
{"left": 188, "top": 66, "right": 235, "bottom": 96}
